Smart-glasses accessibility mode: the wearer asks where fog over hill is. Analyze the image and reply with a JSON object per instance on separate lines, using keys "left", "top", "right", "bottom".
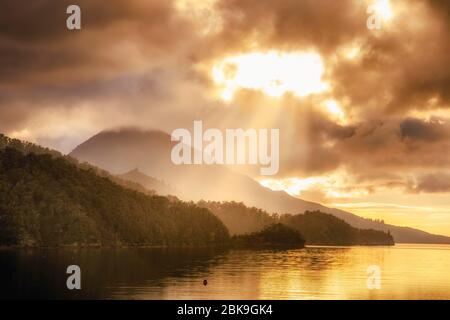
{"left": 70, "top": 128, "right": 450, "bottom": 244}
{"left": 118, "top": 168, "right": 177, "bottom": 197}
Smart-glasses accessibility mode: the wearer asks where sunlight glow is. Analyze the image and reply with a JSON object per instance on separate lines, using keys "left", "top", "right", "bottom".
{"left": 258, "top": 171, "right": 370, "bottom": 200}
{"left": 212, "top": 51, "right": 328, "bottom": 101}
{"left": 373, "top": 0, "right": 393, "bottom": 21}
{"left": 344, "top": 45, "right": 361, "bottom": 60}
{"left": 9, "top": 129, "right": 34, "bottom": 142}
{"left": 324, "top": 100, "right": 345, "bottom": 121}
{"left": 258, "top": 174, "right": 450, "bottom": 236}
{"left": 259, "top": 177, "right": 329, "bottom": 197}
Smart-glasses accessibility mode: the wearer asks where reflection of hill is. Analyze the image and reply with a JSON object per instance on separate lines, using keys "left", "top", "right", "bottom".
{"left": 0, "top": 247, "right": 227, "bottom": 299}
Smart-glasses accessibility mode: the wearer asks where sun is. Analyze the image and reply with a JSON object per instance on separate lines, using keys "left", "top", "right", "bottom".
{"left": 373, "top": 0, "right": 393, "bottom": 21}
{"left": 212, "top": 51, "right": 328, "bottom": 101}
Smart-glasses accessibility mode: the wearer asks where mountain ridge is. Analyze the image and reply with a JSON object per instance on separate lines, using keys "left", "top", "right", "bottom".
{"left": 69, "top": 128, "right": 450, "bottom": 244}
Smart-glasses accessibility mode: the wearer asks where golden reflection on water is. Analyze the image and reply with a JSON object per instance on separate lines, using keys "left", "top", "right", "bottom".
{"left": 115, "top": 244, "right": 450, "bottom": 300}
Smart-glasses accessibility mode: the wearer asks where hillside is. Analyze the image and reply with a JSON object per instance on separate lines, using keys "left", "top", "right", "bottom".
{"left": 71, "top": 129, "right": 450, "bottom": 244}
{"left": 281, "top": 211, "right": 394, "bottom": 246}
{"left": 0, "top": 147, "right": 229, "bottom": 247}
{"left": 198, "top": 200, "right": 274, "bottom": 235}
{"left": 0, "top": 134, "right": 63, "bottom": 158}
{"left": 0, "top": 133, "right": 161, "bottom": 197}
{"left": 199, "top": 201, "right": 394, "bottom": 246}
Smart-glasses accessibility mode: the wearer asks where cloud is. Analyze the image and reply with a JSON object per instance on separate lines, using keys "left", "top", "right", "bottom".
{"left": 400, "top": 117, "right": 450, "bottom": 141}
{"left": 329, "top": 0, "right": 450, "bottom": 116}
{"left": 212, "top": 0, "right": 367, "bottom": 54}
{"left": 0, "top": 0, "right": 449, "bottom": 197}
{"left": 411, "top": 173, "right": 450, "bottom": 193}
{"left": 0, "top": 0, "right": 197, "bottom": 89}
{"left": 0, "top": 0, "right": 208, "bottom": 148}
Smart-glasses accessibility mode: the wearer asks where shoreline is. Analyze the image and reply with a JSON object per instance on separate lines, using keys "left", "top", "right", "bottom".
{"left": 0, "top": 242, "right": 397, "bottom": 250}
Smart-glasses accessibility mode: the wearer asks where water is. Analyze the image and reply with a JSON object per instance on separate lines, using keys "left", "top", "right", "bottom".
{"left": 1, "top": 244, "right": 449, "bottom": 299}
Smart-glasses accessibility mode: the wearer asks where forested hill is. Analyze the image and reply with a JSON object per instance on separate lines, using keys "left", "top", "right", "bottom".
{"left": 280, "top": 211, "right": 394, "bottom": 246}
{"left": 0, "top": 147, "right": 229, "bottom": 247}
{"left": 200, "top": 201, "right": 394, "bottom": 246}
{"left": 0, "top": 133, "right": 169, "bottom": 197}
{"left": 0, "top": 134, "right": 62, "bottom": 157}
{"left": 231, "top": 224, "right": 306, "bottom": 249}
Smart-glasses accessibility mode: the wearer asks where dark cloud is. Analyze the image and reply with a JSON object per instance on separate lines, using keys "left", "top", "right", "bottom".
{"left": 0, "top": 0, "right": 202, "bottom": 139}
{"left": 400, "top": 118, "right": 450, "bottom": 142}
{"left": 0, "top": 0, "right": 182, "bottom": 42}
{"left": 411, "top": 173, "right": 450, "bottom": 193}
{"left": 330, "top": 0, "right": 450, "bottom": 115}
{"left": 429, "top": 0, "right": 450, "bottom": 18}
{"left": 0, "top": 0, "right": 194, "bottom": 87}
{"left": 210, "top": 0, "right": 367, "bottom": 55}
{"left": 335, "top": 117, "right": 450, "bottom": 175}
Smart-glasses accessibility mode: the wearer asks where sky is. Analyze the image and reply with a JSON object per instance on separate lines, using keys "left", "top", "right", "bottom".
{"left": 1, "top": 0, "right": 450, "bottom": 235}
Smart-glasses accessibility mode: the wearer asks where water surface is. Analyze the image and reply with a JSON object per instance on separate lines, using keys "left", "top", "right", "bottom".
{"left": 1, "top": 244, "right": 449, "bottom": 299}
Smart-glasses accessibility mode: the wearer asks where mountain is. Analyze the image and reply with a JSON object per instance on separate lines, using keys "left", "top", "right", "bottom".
{"left": 69, "top": 129, "right": 361, "bottom": 214}
{"left": 0, "top": 146, "right": 229, "bottom": 247}
{"left": 69, "top": 128, "right": 450, "bottom": 244}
